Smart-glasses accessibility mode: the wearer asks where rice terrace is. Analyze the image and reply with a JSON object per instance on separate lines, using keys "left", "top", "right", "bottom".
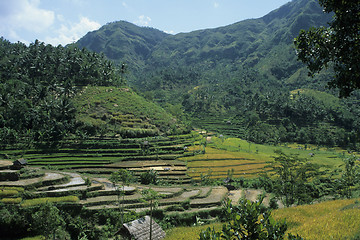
{"left": 1, "top": 0, "right": 360, "bottom": 239}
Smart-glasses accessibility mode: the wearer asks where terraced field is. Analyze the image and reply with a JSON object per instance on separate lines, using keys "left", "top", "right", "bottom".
{"left": 183, "top": 147, "right": 272, "bottom": 179}
{"left": 0, "top": 160, "right": 230, "bottom": 216}
{"left": 2, "top": 133, "right": 200, "bottom": 184}
{"left": 192, "top": 116, "right": 246, "bottom": 138}
{"left": 182, "top": 134, "right": 354, "bottom": 181}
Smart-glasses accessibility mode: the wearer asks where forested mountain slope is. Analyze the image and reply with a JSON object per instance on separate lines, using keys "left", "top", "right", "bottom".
{"left": 78, "top": 0, "right": 331, "bottom": 90}
{"left": 76, "top": 0, "right": 360, "bottom": 149}
{"left": 0, "top": 38, "right": 187, "bottom": 149}
{"left": 77, "top": 21, "right": 169, "bottom": 71}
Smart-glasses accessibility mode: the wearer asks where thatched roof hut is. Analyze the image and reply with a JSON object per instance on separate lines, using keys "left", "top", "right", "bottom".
{"left": 11, "top": 158, "right": 27, "bottom": 169}
{"left": 120, "top": 216, "right": 165, "bottom": 240}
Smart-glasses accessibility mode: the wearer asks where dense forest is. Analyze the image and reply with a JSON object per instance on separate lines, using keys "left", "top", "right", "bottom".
{"left": 77, "top": 0, "right": 360, "bottom": 150}
{"left": 0, "top": 38, "right": 125, "bottom": 146}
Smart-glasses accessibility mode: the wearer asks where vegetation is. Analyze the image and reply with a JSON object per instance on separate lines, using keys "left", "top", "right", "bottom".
{"left": 77, "top": 0, "right": 360, "bottom": 150}
{"left": 31, "top": 202, "right": 65, "bottom": 240}
{"left": 0, "top": 0, "right": 359, "bottom": 239}
{"left": 0, "top": 202, "right": 138, "bottom": 240}
{"left": 165, "top": 198, "right": 360, "bottom": 240}
{"left": 0, "top": 38, "right": 125, "bottom": 147}
{"left": 269, "top": 150, "right": 320, "bottom": 206}
{"left": 140, "top": 169, "right": 159, "bottom": 185}
{"left": 141, "top": 188, "right": 160, "bottom": 240}
{"left": 199, "top": 198, "right": 302, "bottom": 240}
{"left": 295, "top": 0, "right": 360, "bottom": 97}
{"left": 109, "top": 169, "right": 134, "bottom": 224}
{"left": 21, "top": 196, "right": 79, "bottom": 207}
{"left": 273, "top": 198, "right": 360, "bottom": 239}
{"left": 73, "top": 86, "right": 189, "bottom": 137}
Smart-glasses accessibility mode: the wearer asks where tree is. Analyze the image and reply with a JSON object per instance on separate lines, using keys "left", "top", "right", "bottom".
{"left": 270, "top": 150, "right": 319, "bottom": 206}
{"left": 199, "top": 197, "right": 303, "bottom": 240}
{"left": 31, "top": 202, "right": 65, "bottom": 240}
{"left": 140, "top": 169, "right": 158, "bottom": 185}
{"left": 294, "top": 0, "right": 360, "bottom": 97}
{"left": 339, "top": 156, "right": 359, "bottom": 198}
{"left": 141, "top": 188, "right": 160, "bottom": 240}
{"left": 109, "top": 169, "right": 134, "bottom": 224}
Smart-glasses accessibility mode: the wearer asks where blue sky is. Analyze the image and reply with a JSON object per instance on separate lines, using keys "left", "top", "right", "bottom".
{"left": 0, "top": 0, "right": 291, "bottom": 46}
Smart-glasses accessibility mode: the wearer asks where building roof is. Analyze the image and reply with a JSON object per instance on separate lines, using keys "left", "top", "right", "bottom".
{"left": 123, "top": 216, "right": 165, "bottom": 240}
{"left": 13, "top": 158, "right": 27, "bottom": 165}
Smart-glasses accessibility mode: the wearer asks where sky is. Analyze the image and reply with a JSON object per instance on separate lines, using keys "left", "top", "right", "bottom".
{"left": 0, "top": 0, "right": 291, "bottom": 46}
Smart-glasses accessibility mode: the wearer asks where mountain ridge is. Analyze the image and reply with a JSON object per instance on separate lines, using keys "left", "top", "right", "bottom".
{"left": 74, "top": 0, "right": 360, "bottom": 149}
{"left": 77, "top": 0, "right": 331, "bottom": 73}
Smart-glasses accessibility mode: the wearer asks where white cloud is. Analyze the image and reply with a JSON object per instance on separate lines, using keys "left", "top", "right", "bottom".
{"left": 135, "top": 15, "right": 151, "bottom": 26}
{"left": 122, "top": 2, "right": 128, "bottom": 8}
{"left": 45, "top": 17, "right": 101, "bottom": 46}
{"left": 214, "top": 2, "right": 219, "bottom": 8}
{"left": 0, "top": 0, "right": 54, "bottom": 37}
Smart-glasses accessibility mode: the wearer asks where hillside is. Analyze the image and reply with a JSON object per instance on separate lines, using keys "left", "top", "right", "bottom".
{"left": 77, "top": 21, "right": 169, "bottom": 72}
{"left": 77, "top": 0, "right": 332, "bottom": 89}
{"left": 73, "top": 86, "right": 189, "bottom": 137}
{"left": 76, "top": 0, "right": 360, "bottom": 150}
{"left": 0, "top": 38, "right": 190, "bottom": 150}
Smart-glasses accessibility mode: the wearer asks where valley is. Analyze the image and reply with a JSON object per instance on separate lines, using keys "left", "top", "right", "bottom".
{"left": 0, "top": 0, "right": 360, "bottom": 239}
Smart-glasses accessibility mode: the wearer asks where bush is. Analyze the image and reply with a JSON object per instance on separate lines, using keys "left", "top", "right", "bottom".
{"left": 140, "top": 169, "right": 158, "bottom": 185}
{"left": 269, "top": 196, "right": 279, "bottom": 209}
{"left": 199, "top": 198, "right": 303, "bottom": 239}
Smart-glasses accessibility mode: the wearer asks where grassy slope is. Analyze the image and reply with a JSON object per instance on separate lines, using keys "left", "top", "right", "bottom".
{"left": 273, "top": 198, "right": 360, "bottom": 239}
{"left": 164, "top": 198, "right": 360, "bottom": 239}
{"left": 73, "top": 86, "right": 182, "bottom": 136}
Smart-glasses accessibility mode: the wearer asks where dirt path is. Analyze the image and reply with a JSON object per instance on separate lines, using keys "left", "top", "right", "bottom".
{"left": 0, "top": 160, "right": 12, "bottom": 169}
{"left": 0, "top": 172, "right": 65, "bottom": 187}
{"left": 228, "top": 189, "right": 243, "bottom": 204}
{"left": 228, "top": 189, "right": 278, "bottom": 207}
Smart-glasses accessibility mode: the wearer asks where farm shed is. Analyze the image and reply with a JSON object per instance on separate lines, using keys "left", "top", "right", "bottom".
{"left": 119, "top": 215, "right": 165, "bottom": 240}
{"left": 12, "top": 158, "right": 27, "bottom": 169}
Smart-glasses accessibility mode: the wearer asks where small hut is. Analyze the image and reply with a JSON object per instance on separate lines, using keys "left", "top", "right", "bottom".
{"left": 11, "top": 158, "right": 27, "bottom": 170}
{"left": 119, "top": 216, "right": 165, "bottom": 240}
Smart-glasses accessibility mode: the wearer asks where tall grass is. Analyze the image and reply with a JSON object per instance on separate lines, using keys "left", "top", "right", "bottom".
{"left": 21, "top": 196, "right": 79, "bottom": 207}
{"left": 272, "top": 198, "right": 360, "bottom": 239}
{"left": 164, "top": 223, "right": 222, "bottom": 240}
{"left": 1, "top": 197, "right": 22, "bottom": 204}
{"left": 164, "top": 198, "right": 360, "bottom": 239}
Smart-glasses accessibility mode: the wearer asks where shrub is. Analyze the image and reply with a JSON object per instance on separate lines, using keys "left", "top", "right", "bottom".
{"left": 0, "top": 190, "right": 19, "bottom": 197}
{"left": 140, "top": 169, "right": 158, "bottom": 185}
{"left": 199, "top": 197, "right": 303, "bottom": 239}
{"left": 1, "top": 197, "right": 22, "bottom": 204}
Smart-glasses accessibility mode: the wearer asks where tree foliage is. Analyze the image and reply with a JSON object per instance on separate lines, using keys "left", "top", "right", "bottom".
{"left": 0, "top": 38, "right": 125, "bottom": 147}
{"left": 269, "top": 150, "right": 320, "bottom": 207}
{"left": 338, "top": 156, "right": 360, "bottom": 199}
{"left": 294, "top": 0, "right": 360, "bottom": 97}
{"left": 199, "top": 198, "right": 303, "bottom": 240}
{"left": 31, "top": 202, "right": 65, "bottom": 240}
{"left": 110, "top": 169, "right": 134, "bottom": 224}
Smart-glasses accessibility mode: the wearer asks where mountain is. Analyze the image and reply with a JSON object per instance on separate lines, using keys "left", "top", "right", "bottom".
{"left": 77, "top": 21, "right": 169, "bottom": 70}
{"left": 77, "top": 0, "right": 332, "bottom": 88}
{"left": 145, "top": 0, "right": 332, "bottom": 84}
{"left": 75, "top": 0, "right": 360, "bottom": 149}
